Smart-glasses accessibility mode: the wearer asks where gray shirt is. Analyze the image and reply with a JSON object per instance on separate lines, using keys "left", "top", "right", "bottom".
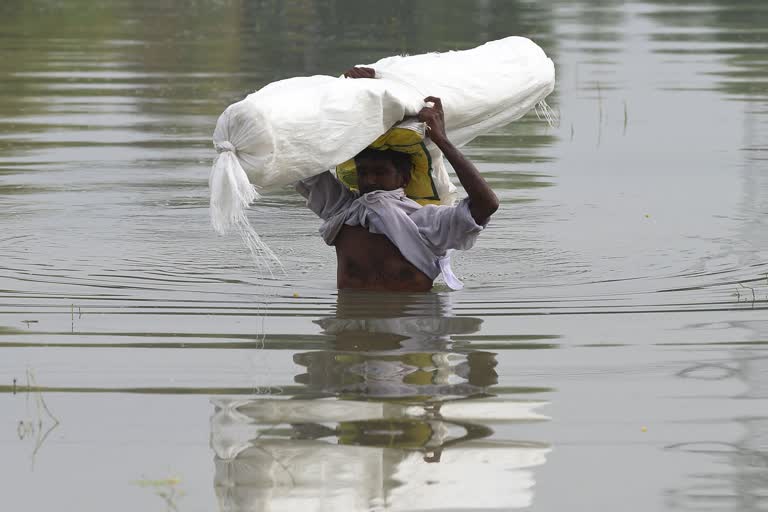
{"left": 295, "top": 171, "right": 486, "bottom": 290}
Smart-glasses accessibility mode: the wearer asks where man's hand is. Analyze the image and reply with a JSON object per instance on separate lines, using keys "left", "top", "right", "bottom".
{"left": 343, "top": 67, "right": 376, "bottom": 79}
{"left": 418, "top": 96, "right": 449, "bottom": 146}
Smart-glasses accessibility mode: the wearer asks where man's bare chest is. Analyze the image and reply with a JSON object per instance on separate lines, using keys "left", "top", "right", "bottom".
{"left": 333, "top": 225, "right": 432, "bottom": 292}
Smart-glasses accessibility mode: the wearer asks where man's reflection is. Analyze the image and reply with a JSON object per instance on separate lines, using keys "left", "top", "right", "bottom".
{"left": 211, "top": 291, "right": 549, "bottom": 511}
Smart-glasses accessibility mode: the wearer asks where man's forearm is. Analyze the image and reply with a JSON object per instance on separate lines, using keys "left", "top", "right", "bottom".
{"left": 433, "top": 138, "right": 499, "bottom": 225}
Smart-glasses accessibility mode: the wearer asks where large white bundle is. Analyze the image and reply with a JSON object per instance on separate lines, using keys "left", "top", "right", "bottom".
{"left": 209, "top": 36, "right": 555, "bottom": 255}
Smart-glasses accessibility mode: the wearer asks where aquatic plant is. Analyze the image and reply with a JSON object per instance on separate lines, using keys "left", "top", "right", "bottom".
{"left": 15, "top": 368, "right": 60, "bottom": 469}
{"left": 134, "top": 475, "right": 185, "bottom": 512}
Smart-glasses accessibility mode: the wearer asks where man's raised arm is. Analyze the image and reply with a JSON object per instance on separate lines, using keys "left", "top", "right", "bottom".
{"left": 418, "top": 96, "right": 499, "bottom": 225}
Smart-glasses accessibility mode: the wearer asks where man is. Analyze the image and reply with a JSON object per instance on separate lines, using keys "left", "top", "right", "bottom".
{"left": 295, "top": 68, "right": 499, "bottom": 292}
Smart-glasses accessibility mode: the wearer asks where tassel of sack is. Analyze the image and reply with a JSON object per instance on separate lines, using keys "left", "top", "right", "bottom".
{"left": 209, "top": 140, "right": 260, "bottom": 235}
{"left": 209, "top": 139, "right": 282, "bottom": 275}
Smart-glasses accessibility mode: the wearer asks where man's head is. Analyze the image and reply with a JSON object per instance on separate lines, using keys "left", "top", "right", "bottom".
{"left": 354, "top": 148, "right": 412, "bottom": 195}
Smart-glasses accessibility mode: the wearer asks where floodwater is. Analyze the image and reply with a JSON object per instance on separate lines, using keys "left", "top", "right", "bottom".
{"left": 1, "top": 1, "right": 767, "bottom": 510}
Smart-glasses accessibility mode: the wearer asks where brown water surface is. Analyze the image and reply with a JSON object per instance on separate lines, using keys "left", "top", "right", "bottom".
{"left": 1, "top": 1, "right": 767, "bottom": 511}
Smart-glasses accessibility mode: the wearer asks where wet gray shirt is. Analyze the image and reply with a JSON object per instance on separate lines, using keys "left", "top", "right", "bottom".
{"left": 295, "top": 171, "right": 486, "bottom": 290}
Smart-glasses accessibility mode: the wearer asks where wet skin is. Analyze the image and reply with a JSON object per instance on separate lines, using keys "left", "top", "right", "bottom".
{"left": 335, "top": 225, "right": 434, "bottom": 292}
{"left": 335, "top": 158, "right": 433, "bottom": 292}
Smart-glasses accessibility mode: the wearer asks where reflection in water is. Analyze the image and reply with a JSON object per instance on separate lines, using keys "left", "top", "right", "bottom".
{"left": 669, "top": 336, "right": 768, "bottom": 510}
{"left": 298, "top": 291, "right": 492, "bottom": 399}
{"left": 15, "top": 368, "right": 60, "bottom": 470}
{"left": 211, "top": 292, "right": 550, "bottom": 511}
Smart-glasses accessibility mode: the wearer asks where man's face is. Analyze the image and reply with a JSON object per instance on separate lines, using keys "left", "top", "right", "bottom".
{"left": 356, "top": 158, "right": 406, "bottom": 195}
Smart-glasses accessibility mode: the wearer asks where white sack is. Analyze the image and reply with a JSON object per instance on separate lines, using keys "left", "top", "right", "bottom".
{"left": 210, "top": 36, "right": 555, "bottom": 237}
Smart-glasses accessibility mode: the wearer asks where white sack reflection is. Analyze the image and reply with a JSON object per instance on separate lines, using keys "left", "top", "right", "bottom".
{"left": 211, "top": 291, "right": 551, "bottom": 511}
{"left": 211, "top": 398, "right": 550, "bottom": 512}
